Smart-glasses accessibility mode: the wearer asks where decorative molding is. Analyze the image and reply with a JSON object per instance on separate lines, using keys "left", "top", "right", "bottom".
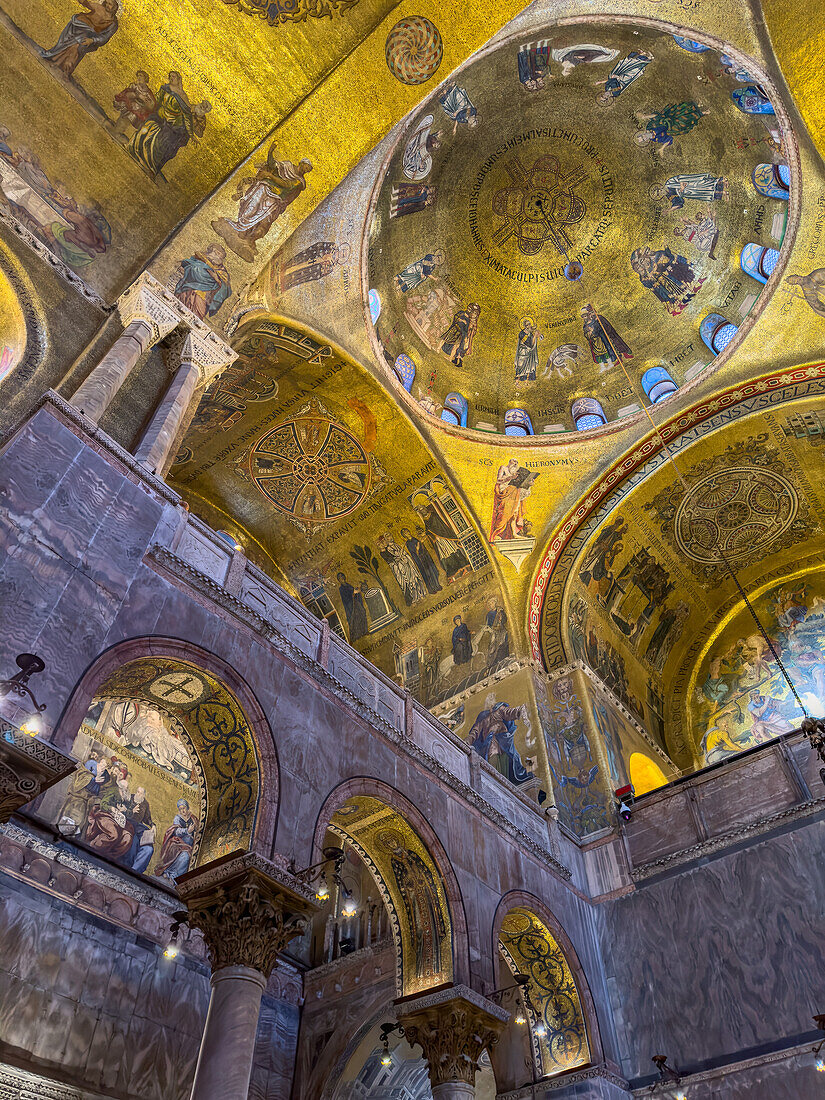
{"left": 219, "top": 0, "right": 360, "bottom": 28}
{"left": 0, "top": 721, "right": 76, "bottom": 824}
{"left": 398, "top": 986, "right": 508, "bottom": 1087}
{"left": 177, "top": 851, "right": 318, "bottom": 977}
{"left": 0, "top": 205, "right": 111, "bottom": 312}
{"left": 145, "top": 545, "right": 571, "bottom": 882}
{"left": 630, "top": 793, "right": 825, "bottom": 881}
{"left": 0, "top": 1062, "right": 111, "bottom": 1100}
{"left": 180, "top": 329, "right": 238, "bottom": 387}
{"left": 498, "top": 1062, "right": 630, "bottom": 1097}
{"left": 0, "top": 818, "right": 181, "bottom": 912}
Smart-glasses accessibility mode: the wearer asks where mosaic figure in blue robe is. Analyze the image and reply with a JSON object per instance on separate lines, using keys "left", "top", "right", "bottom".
{"left": 468, "top": 697, "right": 531, "bottom": 785}
{"left": 518, "top": 40, "right": 551, "bottom": 91}
{"left": 596, "top": 50, "right": 653, "bottom": 106}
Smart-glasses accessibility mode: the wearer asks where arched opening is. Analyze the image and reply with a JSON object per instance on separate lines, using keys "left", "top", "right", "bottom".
{"left": 628, "top": 751, "right": 668, "bottom": 795}
{"left": 752, "top": 162, "right": 790, "bottom": 199}
{"left": 0, "top": 263, "right": 27, "bottom": 387}
{"left": 571, "top": 397, "right": 607, "bottom": 432}
{"left": 42, "top": 644, "right": 273, "bottom": 883}
{"left": 700, "top": 313, "right": 739, "bottom": 355}
{"left": 490, "top": 895, "right": 597, "bottom": 1092}
{"left": 442, "top": 391, "right": 469, "bottom": 427}
{"left": 505, "top": 408, "right": 534, "bottom": 436}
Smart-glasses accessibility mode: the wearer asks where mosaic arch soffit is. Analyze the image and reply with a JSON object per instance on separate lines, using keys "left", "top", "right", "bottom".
{"left": 530, "top": 376, "right": 825, "bottom": 762}
{"left": 90, "top": 657, "right": 262, "bottom": 863}
{"left": 328, "top": 796, "right": 454, "bottom": 997}
{"left": 168, "top": 316, "right": 521, "bottom": 695}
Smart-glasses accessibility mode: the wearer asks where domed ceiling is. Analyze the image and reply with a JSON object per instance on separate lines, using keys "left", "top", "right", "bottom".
{"left": 365, "top": 22, "right": 791, "bottom": 437}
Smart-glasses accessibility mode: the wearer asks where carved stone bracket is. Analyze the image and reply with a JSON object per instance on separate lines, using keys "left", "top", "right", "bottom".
{"left": 0, "top": 722, "right": 76, "bottom": 825}
{"left": 116, "top": 272, "right": 182, "bottom": 345}
{"left": 398, "top": 985, "right": 508, "bottom": 1088}
{"left": 176, "top": 850, "right": 318, "bottom": 978}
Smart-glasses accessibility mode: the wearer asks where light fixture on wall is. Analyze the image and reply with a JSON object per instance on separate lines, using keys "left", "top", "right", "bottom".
{"left": 379, "top": 1022, "right": 402, "bottom": 1068}
{"left": 341, "top": 895, "right": 357, "bottom": 918}
{"left": 0, "top": 653, "right": 47, "bottom": 736}
{"left": 163, "top": 910, "right": 188, "bottom": 960}
{"left": 292, "top": 845, "right": 358, "bottom": 915}
{"left": 811, "top": 1014, "right": 825, "bottom": 1072}
{"left": 648, "top": 1054, "right": 685, "bottom": 1095}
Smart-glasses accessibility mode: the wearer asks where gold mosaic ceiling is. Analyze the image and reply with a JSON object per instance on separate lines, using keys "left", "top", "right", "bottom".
{"left": 366, "top": 23, "right": 790, "bottom": 437}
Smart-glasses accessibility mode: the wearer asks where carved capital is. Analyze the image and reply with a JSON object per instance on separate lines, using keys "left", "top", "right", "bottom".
{"left": 398, "top": 986, "right": 508, "bottom": 1088}
{"left": 0, "top": 721, "right": 76, "bottom": 824}
{"left": 180, "top": 329, "right": 238, "bottom": 387}
{"left": 117, "top": 273, "right": 182, "bottom": 344}
{"left": 177, "top": 851, "right": 318, "bottom": 978}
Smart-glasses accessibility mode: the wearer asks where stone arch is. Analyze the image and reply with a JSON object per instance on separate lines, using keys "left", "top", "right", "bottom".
{"left": 490, "top": 891, "right": 602, "bottom": 1086}
{"left": 49, "top": 636, "right": 279, "bottom": 870}
{"left": 312, "top": 776, "right": 470, "bottom": 995}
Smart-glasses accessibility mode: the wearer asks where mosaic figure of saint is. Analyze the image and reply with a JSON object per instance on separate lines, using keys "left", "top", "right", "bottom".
{"left": 634, "top": 102, "right": 709, "bottom": 152}
{"left": 156, "top": 798, "right": 198, "bottom": 881}
{"left": 401, "top": 526, "right": 441, "bottom": 594}
{"left": 514, "top": 318, "right": 542, "bottom": 381}
{"left": 518, "top": 40, "right": 551, "bottom": 91}
{"left": 451, "top": 613, "right": 473, "bottom": 665}
{"left": 596, "top": 50, "right": 653, "bottom": 106}
{"left": 440, "top": 303, "right": 480, "bottom": 368}
{"left": 390, "top": 183, "right": 436, "bottom": 218}
{"left": 277, "top": 241, "right": 350, "bottom": 293}
{"left": 490, "top": 459, "right": 537, "bottom": 541}
{"left": 673, "top": 213, "right": 719, "bottom": 260}
{"left": 40, "top": 0, "right": 119, "bottom": 78}
{"left": 113, "top": 71, "right": 156, "bottom": 138}
{"left": 213, "top": 143, "right": 312, "bottom": 261}
{"left": 468, "top": 693, "right": 532, "bottom": 784}
{"left": 173, "top": 243, "right": 231, "bottom": 320}
{"left": 438, "top": 82, "right": 480, "bottom": 132}
{"left": 414, "top": 508, "right": 470, "bottom": 581}
{"left": 378, "top": 830, "right": 446, "bottom": 980}
{"left": 403, "top": 115, "right": 441, "bottom": 181}
{"left": 395, "top": 250, "right": 444, "bottom": 293}
{"left": 377, "top": 534, "right": 427, "bottom": 606}
{"left": 581, "top": 304, "right": 633, "bottom": 372}
{"left": 551, "top": 44, "right": 620, "bottom": 77}
{"left": 337, "top": 571, "right": 368, "bottom": 642}
{"left": 130, "top": 72, "right": 210, "bottom": 179}
{"left": 786, "top": 268, "right": 825, "bottom": 319}
{"left": 732, "top": 85, "right": 774, "bottom": 115}
{"left": 650, "top": 173, "right": 728, "bottom": 209}
{"left": 630, "top": 245, "right": 704, "bottom": 315}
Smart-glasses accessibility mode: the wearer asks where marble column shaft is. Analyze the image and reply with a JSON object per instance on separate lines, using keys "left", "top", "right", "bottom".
{"left": 72, "top": 320, "right": 153, "bottom": 423}
{"left": 431, "top": 1082, "right": 476, "bottom": 1099}
{"left": 189, "top": 965, "right": 266, "bottom": 1100}
{"left": 135, "top": 357, "right": 200, "bottom": 473}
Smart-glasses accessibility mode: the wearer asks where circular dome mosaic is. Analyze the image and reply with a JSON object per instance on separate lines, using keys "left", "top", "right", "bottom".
{"left": 366, "top": 23, "right": 793, "bottom": 436}
{"left": 248, "top": 405, "right": 373, "bottom": 524}
{"left": 674, "top": 465, "right": 798, "bottom": 562}
{"left": 385, "top": 17, "right": 443, "bottom": 86}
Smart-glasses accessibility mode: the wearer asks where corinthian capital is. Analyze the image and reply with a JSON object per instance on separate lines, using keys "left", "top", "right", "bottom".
{"left": 398, "top": 985, "right": 508, "bottom": 1088}
{"left": 117, "top": 272, "right": 182, "bottom": 344}
{"left": 177, "top": 851, "right": 318, "bottom": 978}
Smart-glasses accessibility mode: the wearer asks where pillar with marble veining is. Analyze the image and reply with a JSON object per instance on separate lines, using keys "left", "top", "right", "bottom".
{"left": 134, "top": 330, "right": 236, "bottom": 474}
{"left": 71, "top": 275, "right": 181, "bottom": 423}
{"left": 399, "top": 986, "right": 507, "bottom": 1100}
{"left": 176, "top": 852, "right": 317, "bottom": 1100}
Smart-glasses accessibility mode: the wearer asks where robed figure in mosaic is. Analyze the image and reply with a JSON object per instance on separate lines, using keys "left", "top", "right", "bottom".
{"left": 213, "top": 143, "right": 313, "bottom": 261}
{"left": 130, "top": 72, "right": 210, "bottom": 178}
{"left": 581, "top": 304, "right": 633, "bottom": 372}
{"left": 40, "top": 0, "right": 119, "bottom": 77}
{"left": 630, "top": 246, "right": 703, "bottom": 315}
{"left": 173, "top": 244, "right": 232, "bottom": 319}
{"left": 635, "top": 101, "right": 709, "bottom": 150}
{"left": 378, "top": 830, "right": 447, "bottom": 980}
{"left": 468, "top": 696, "right": 532, "bottom": 784}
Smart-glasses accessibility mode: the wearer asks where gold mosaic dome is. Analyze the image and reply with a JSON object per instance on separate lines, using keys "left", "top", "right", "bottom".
{"left": 365, "top": 22, "right": 792, "bottom": 438}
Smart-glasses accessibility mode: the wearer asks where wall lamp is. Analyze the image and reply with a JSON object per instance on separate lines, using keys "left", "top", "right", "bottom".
{"left": 163, "top": 910, "right": 188, "bottom": 959}
{"left": 801, "top": 719, "right": 825, "bottom": 788}
{"left": 292, "top": 845, "right": 357, "bottom": 913}
{"left": 0, "top": 653, "right": 47, "bottom": 736}
{"left": 648, "top": 1054, "right": 686, "bottom": 1096}
{"left": 812, "top": 1013, "right": 825, "bottom": 1072}
{"left": 379, "top": 1022, "right": 402, "bottom": 1067}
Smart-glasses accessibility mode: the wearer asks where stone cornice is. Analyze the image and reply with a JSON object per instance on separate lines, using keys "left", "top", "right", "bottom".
{"left": 630, "top": 793, "right": 825, "bottom": 881}
{"left": 304, "top": 937, "right": 394, "bottom": 986}
{"left": 146, "top": 546, "right": 572, "bottom": 882}
{"left": 498, "top": 1062, "right": 630, "bottom": 1097}
{"left": 397, "top": 983, "right": 508, "bottom": 1023}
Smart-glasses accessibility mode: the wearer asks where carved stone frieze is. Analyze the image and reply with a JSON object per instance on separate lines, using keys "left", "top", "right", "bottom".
{"left": 177, "top": 851, "right": 318, "bottom": 978}
{"left": 398, "top": 986, "right": 508, "bottom": 1088}
{"left": 0, "top": 723, "right": 76, "bottom": 824}
{"left": 116, "top": 273, "right": 181, "bottom": 345}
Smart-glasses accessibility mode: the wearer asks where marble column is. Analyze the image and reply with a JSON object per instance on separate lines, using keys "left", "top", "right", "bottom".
{"left": 177, "top": 852, "right": 318, "bottom": 1100}
{"left": 398, "top": 985, "right": 508, "bottom": 1099}
{"left": 134, "top": 330, "right": 236, "bottom": 474}
{"left": 71, "top": 275, "right": 181, "bottom": 423}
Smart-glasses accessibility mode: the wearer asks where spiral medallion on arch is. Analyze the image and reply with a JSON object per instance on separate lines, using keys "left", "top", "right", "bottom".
{"left": 385, "top": 17, "right": 443, "bottom": 85}
{"left": 674, "top": 466, "right": 798, "bottom": 563}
